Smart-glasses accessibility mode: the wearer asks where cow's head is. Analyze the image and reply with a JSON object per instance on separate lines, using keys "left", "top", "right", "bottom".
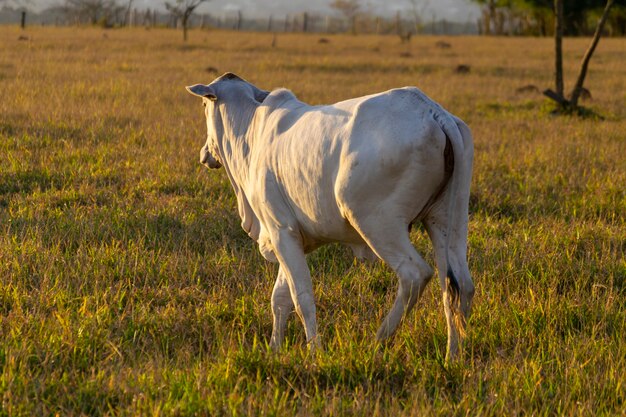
{"left": 186, "top": 73, "right": 269, "bottom": 170}
{"left": 186, "top": 80, "right": 222, "bottom": 169}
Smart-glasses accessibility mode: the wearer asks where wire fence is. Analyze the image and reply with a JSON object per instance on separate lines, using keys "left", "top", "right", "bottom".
{"left": 0, "top": 8, "right": 480, "bottom": 36}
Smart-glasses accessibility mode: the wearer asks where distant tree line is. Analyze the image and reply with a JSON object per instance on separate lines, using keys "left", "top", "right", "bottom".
{"left": 471, "top": 0, "right": 626, "bottom": 35}
{"left": 2, "top": 0, "right": 625, "bottom": 37}
{"left": 0, "top": 1, "right": 479, "bottom": 36}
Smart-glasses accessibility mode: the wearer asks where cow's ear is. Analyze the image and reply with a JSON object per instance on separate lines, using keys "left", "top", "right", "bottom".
{"left": 186, "top": 84, "right": 217, "bottom": 101}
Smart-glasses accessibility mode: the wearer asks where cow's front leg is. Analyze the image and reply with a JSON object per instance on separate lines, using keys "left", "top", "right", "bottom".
{"left": 271, "top": 228, "right": 320, "bottom": 350}
{"left": 270, "top": 265, "right": 294, "bottom": 351}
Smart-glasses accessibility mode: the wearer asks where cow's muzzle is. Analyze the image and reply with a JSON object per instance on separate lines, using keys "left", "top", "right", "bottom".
{"left": 200, "top": 145, "right": 222, "bottom": 169}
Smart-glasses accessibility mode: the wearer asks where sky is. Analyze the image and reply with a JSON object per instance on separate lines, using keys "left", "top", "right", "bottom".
{"left": 30, "top": 0, "right": 482, "bottom": 23}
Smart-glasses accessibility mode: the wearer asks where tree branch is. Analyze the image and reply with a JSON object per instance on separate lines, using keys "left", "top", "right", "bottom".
{"left": 569, "top": 0, "right": 614, "bottom": 108}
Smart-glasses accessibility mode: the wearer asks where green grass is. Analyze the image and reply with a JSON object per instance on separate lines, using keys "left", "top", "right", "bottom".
{"left": 1, "top": 26, "right": 625, "bottom": 416}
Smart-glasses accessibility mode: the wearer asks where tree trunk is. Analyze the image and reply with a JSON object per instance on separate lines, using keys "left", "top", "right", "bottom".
{"left": 569, "top": 0, "right": 614, "bottom": 108}
{"left": 488, "top": 0, "right": 497, "bottom": 35}
{"left": 396, "top": 11, "right": 401, "bottom": 36}
{"left": 554, "top": 0, "right": 564, "bottom": 98}
{"left": 482, "top": 8, "right": 491, "bottom": 35}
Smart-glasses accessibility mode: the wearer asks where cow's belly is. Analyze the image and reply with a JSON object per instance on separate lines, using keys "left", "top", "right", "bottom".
{"left": 301, "top": 214, "right": 365, "bottom": 249}
{"left": 285, "top": 186, "right": 365, "bottom": 248}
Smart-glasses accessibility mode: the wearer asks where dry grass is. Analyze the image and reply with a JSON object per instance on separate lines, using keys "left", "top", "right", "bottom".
{"left": 1, "top": 26, "right": 625, "bottom": 416}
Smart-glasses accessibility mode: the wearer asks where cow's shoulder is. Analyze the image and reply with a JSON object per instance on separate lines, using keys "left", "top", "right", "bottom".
{"left": 263, "top": 88, "right": 300, "bottom": 110}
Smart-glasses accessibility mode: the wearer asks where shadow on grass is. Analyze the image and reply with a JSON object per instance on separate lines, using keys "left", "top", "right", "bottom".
{"left": 228, "top": 337, "right": 466, "bottom": 407}
{"left": 0, "top": 113, "right": 138, "bottom": 145}
{"left": 0, "top": 169, "right": 64, "bottom": 196}
{"left": 281, "top": 62, "right": 444, "bottom": 75}
{"left": 469, "top": 193, "right": 528, "bottom": 222}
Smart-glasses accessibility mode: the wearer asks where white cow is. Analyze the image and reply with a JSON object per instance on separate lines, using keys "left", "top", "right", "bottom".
{"left": 186, "top": 73, "right": 474, "bottom": 361}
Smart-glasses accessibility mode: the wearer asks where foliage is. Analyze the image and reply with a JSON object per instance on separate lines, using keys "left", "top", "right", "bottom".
{"left": 471, "top": 0, "right": 626, "bottom": 34}
{"left": 0, "top": 27, "right": 625, "bottom": 416}
{"left": 525, "top": 0, "right": 625, "bottom": 34}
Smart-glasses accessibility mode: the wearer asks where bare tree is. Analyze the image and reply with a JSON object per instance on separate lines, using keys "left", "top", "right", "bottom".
{"left": 329, "top": 0, "right": 361, "bottom": 34}
{"left": 544, "top": 0, "right": 615, "bottom": 112}
{"left": 122, "top": 0, "right": 133, "bottom": 26}
{"left": 407, "top": 0, "right": 429, "bottom": 34}
{"left": 63, "top": 0, "right": 120, "bottom": 25}
{"left": 165, "top": 0, "right": 209, "bottom": 41}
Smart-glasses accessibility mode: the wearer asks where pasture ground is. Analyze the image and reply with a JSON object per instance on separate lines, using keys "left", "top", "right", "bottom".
{"left": 0, "top": 26, "right": 625, "bottom": 416}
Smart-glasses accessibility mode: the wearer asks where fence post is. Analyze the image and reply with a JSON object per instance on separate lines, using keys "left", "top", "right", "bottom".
{"left": 21, "top": 11, "right": 26, "bottom": 29}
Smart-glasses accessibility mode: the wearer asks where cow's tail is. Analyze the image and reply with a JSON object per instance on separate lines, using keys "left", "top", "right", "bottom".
{"left": 437, "top": 113, "right": 473, "bottom": 338}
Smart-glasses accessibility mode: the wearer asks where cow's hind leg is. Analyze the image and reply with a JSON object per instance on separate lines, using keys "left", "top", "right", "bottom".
{"left": 270, "top": 265, "right": 294, "bottom": 351}
{"left": 351, "top": 220, "right": 434, "bottom": 340}
{"left": 424, "top": 214, "right": 474, "bottom": 362}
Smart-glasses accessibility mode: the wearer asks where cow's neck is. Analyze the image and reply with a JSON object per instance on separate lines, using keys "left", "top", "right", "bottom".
{"left": 216, "top": 100, "right": 259, "bottom": 186}
{"left": 215, "top": 99, "right": 263, "bottom": 240}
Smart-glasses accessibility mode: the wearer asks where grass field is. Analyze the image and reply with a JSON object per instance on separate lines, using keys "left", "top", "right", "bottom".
{"left": 0, "top": 26, "right": 625, "bottom": 416}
